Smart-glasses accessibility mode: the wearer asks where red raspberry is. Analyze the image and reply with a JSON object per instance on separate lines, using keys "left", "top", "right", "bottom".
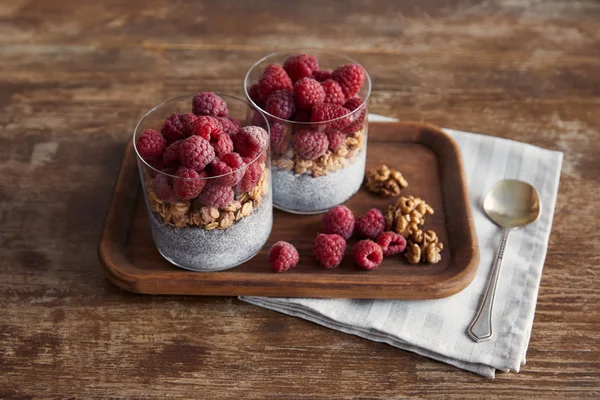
{"left": 219, "top": 116, "right": 240, "bottom": 136}
{"left": 283, "top": 54, "right": 319, "bottom": 82}
{"left": 321, "top": 205, "right": 354, "bottom": 240}
{"left": 313, "top": 69, "right": 332, "bottom": 82}
{"left": 210, "top": 152, "right": 246, "bottom": 186}
{"left": 153, "top": 174, "right": 177, "bottom": 202}
{"left": 233, "top": 126, "right": 268, "bottom": 160}
{"left": 269, "top": 241, "right": 299, "bottom": 273}
{"left": 209, "top": 130, "right": 234, "bottom": 159}
{"left": 332, "top": 64, "right": 365, "bottom": 98}
{"left": 192, "top": 92, "right": 228, "bottom": 117}
{"left": 240, "top": 158, "right": 263, "bottom": 192}
{"left": 163, "top": 140, "right": 183, "bottom": 166}
{"left": 137, "top": 129, "right": 166, "bottom": 162}
{"left": 249, "top": 110, "right": 268, "bottom": 129}
{"left": 353, "top": 240, "right": 383, "bottom": 270}
{"left": 147, "top": 158, "right": 165, "bottom": 176}
{"left": 355, "top": 208, "right": 386, "bottom": 239}
{"left": 343, "top": 97, "right": 367, "bottom": 134}
{"left": 179, "top": 113, "right": 199, "bottom": 136}
{"left": 376, "top": 232, "right": 407, "bottom": 256}
{"left": 270, "top": 122, "right": 289, "bottom": 155}
{"left": 258, "top": 64, "right": 293, "bottom": 100}
{"left": 192, "top": 116, "right": 222, "bottom": 140}
{"left": 326, "top": 130, "right": 346, "bottom": 152}
{"left": 161, "top": 113, "right": 189, "bottom": 143}
{"left": 173, "top": 167, "right": 207, "bottom": 200}
{"left": 293, "top": 108, "right": 312, "bottom": 122}
{"left": 248, "top": 83, "right": 263, "bottom": 106}
{"left": 179, "top": 135, "right": 215, "bottom": 171}
{"left": 294, "top": 77, "right": 325, "bottom": 109}
{"left": 313, "top": 233, "right": 346, "bottom": 269}
{"left": 292, "top": 130, "right": 329, "bottom": 160}
{"left": 311, "top": 103, "right": 349, "bottom": 131}
{"left": 321, "top": 79, "right": 345, "bottom": 105}
{"left": 198, "top": 181, "right": 234, "bottom": 208}
{"left": 265, "top": 89, "right": 296, "bottom": 119}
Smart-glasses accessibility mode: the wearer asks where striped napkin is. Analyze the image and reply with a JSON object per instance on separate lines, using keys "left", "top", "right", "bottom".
{"left": 241, "top": 115, "right": 563, "bottom": 378}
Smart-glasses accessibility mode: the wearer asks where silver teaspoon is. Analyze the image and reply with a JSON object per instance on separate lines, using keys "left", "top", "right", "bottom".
{"left": 468, "top": 179, "right": 541, "bottom": 343}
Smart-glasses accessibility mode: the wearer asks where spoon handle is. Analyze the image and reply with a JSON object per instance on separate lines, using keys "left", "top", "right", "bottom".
{"left": 468, "top": 229, "right": 511, "bottom": 343}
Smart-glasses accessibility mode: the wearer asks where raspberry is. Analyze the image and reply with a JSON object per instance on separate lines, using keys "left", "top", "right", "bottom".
{"left": 343, "top": 97, "right": 367, "bottom": 134}
{"left": 376, "top": 232, "right": 407, "bottom": 256}
{"left": 326, "top": 130, "right": 346, "bottom": 152}
{"left": 355, "top": 208, "right": 386, "bottom": 239}
{"left": 321, "top": 79, "right": 345, "bottom": 105}
{"left": 292, "top": 129, "right": 329, "bottom": 160}
{"left": 179, "top": 113, "right": 199, "bottom": 136}
{"left": 269, "top": 241, "right": 299, "bottom": 273}
{"left": 153, "top": 174, "right": 177, "bottom": 202}
{"left": 311, "top": 103, "right": 349, "bottom": 131}
{"left": 219, "top": 116, "right": 240, "bottom": 136}
{"left": 161, "top": 113, "right": 189, "bottom": 143}
{"left": 179, "top": 135, "right": 215, "bottom": 171}
{"left": 293, "top": 108, "right": 312, "bottom": 122}
{"left": 233, "top": 126, "right": 268, "bottom": 159}
{"left": 258, "top": 64, "right": 293, "bottom": 100}
{"left": 192, "top": 92, "right": 228, "bottom": 117}
{"left": 313, "top": 69, "right": 332, "bottom": 82}
{"left": 192, "top": 116, "right": 222, "bottom": 140}
{"left": 313, "top": 233, "right": 346, "bottom": 269}
{"left": 353, "top": 240, "right": 383, "bottom": 270}
{"left": 321, "top": 205, "right": 354, "bottom": 240}
{"left": 147, "top": 158, "right": 165, "bottom": 176}
{"left": 270, "top": 122, "right": 289, "bottom": 154}
{"left": 240, "top": 158, "right": 263, "bottom": 192}
{"left": 283, "top": 54, "right": 318, "bottom": 82}
{"left": 197, "top": 181, "right": 234, "bottom": 208}
{"left": 249, "top": 110, "right": 268, "bottom": 129}
{"left": 265, "top": 89, "right": 296, "bottom": 119}
{"left": 248, "top": 83, "right": 263, "bottom": 106}
{"left": 173, "top": 167, "right": 207, "bottom": 200}
{"left": 332, "top": 64, "right": 365, "bottom": 98}
{"left": 137, "top": 129, "right": 166, "bottom": 162}
{"left": 209, "top": 130, "right": 234, "bottom": 159}
{"left": 294, "top": 77, "right": 325, "bottom": 109}
{"left": 163, "top": 140, "right": 183, "bottom": 166}
{"left": 210, "top": 152, "right": 246, "bottom": 186}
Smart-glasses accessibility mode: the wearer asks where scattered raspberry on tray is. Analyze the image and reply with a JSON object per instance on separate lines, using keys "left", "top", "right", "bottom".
{"left": 192, "top": 92, "right": 229, "bottom": 117}
{"left": 295, "top": 77, "right": 326, "bottom": 109}
{"left": 321, "top": 205, "right": 355, "bottom": 240}
{"left": 355, "top": 208, "right": 386, "bottom": 239}
{"left": 292, "top": 129, "right": 329, "bottom": 160}
{"left": 376, "top": 231, "right": 407, "bottom": 256}
{"left": 353, "top": 240, "right": 383, "bottom": 270}
{"left": 173, "top": 167, "right": 207, "bottom": 200}
{"left": 269, "top": 241, "right": 300, "bottom": 273}
{"left": 332, "top": 64, "right": 365, "bottom": 99}
{"left": 283, "top": 53, "right": 318, "bottom": 83}
{"left": 137, "top": 129, "right": 166, "bottom": 162}
{"left": 266, "top": 89, "right": 296, "bottom": 119}
{"left": 313, "top": 233, "right": 346, "bottom": 269}
{"left": 180, "top": 135, "right": 215, "bottom": 171}
{"left": 321, "top": 79, "right": 345, "bottom": 105}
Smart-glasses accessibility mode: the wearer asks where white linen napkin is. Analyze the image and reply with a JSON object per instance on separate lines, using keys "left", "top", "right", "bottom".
{"left": 241, "top": 115, "right": 563, "bottom": 378}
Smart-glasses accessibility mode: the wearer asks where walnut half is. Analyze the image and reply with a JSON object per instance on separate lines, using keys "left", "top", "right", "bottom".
{"left": 364, "top": 164, "right": 409, "bottom": 197}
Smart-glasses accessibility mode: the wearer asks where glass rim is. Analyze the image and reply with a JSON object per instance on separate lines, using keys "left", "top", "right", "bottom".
{"left": 132, "top": 93, "right": 270, "bottom": 181}
{"left": 243, "top": 48, "right": 372, "bottom": 125}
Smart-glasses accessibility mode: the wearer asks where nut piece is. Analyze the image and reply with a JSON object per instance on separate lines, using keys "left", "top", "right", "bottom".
{"left": 405, "top": 243, "right": 421, "bottom": 264}
{"left": 364, "top": 165, "right": 409, "bottom": 197}
{"left": 241, "top": 201, "right": 253, "bottom": 217}
{"left": 218, "top": 211, "right": 235, "bottom": 229}
{"left": 405, "top": 228, "right": 444, "bottom": 264}
{"left": 386, "top": 195, "right": 434, "bottom": 236}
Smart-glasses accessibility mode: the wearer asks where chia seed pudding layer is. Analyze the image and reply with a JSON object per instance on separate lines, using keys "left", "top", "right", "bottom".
{"left": 149, "top": 195, "right": 273, "bottom": 271}
{"left": 272, "top": 148, "right": 366, "bottom": 214}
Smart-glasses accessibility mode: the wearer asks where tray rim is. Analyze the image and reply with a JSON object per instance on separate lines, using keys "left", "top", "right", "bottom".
{"left": 98, "top": 121, "right": 479, "bottom": 299}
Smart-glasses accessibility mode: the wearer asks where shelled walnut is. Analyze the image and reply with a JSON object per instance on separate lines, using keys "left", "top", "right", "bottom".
{"left": 405, "top": 229, "right": 444, "bottom": 264}
{"left": 385, "top": 195, "right": 434, "bottom": 236}
{"left": 365, "top": 165, "right": 409, "bottom": 196}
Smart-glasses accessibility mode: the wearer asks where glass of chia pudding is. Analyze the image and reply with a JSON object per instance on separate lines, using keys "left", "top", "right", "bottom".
{"left": 133, "top": 93, "right": 273, "bottom": 271}
{"left": 244, "top": 50, "right": 371, "bottom": 214}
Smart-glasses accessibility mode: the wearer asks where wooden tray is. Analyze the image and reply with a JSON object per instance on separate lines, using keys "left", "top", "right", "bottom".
{"left": 98, "top": 121, "right": 479, "bottom": 299}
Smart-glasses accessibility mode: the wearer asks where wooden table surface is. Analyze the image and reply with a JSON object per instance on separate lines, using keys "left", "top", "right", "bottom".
{"left": 1, "top": 0, "right": 599, "bottom": 398}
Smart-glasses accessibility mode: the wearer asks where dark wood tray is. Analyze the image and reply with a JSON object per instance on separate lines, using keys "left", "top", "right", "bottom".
{"left": 98, "top": 121, "right": 478, "bottom": 299}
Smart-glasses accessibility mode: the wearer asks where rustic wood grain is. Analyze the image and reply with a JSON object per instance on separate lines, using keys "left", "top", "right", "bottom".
{"left": 0, "top": 0, "right": 599, "bottom": 398}
{"left": 100, "top": 122, "right": 479, "bottom": 299}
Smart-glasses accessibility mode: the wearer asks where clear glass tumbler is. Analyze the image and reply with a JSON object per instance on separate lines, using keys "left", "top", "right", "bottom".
{"left": 244, "top": 50, "right": 371, "bottom": 214}
{"left": 133, "top": 94, "right": 272, "bottom": 271}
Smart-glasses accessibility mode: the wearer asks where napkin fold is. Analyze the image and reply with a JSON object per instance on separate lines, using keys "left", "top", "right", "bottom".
{"left": 241, "top": 115, "right": 563, "bottom": 378}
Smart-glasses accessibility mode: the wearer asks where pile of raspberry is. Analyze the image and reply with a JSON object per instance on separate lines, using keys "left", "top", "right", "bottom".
{"left": 269, "top": 205, "right": 408, "bottom": 272}
{"left": 248, "top": 54, "right": 367, "bottom": 159}
{"left": 135, "top": 92, "right": 268, "bottom": 208}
